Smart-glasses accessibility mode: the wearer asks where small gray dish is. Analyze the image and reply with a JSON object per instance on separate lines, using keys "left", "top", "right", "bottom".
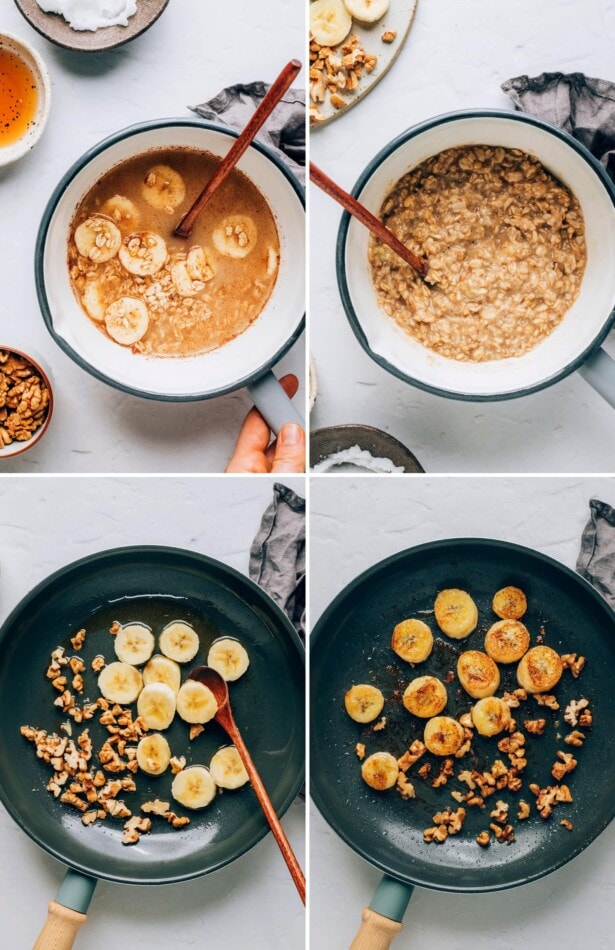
{"left": 13, "top": 0, "right": 170, "bottom": 53}
{"left": 310, "top": 424, "right": 424, "bottom": 473}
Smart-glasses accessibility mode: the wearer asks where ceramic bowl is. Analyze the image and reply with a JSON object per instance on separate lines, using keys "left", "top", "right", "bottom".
{"left": 0, "top": 346, "right": 53, "bottom": 458}
{"left": 0, "top": 32, "right": 51, "bottom": 167}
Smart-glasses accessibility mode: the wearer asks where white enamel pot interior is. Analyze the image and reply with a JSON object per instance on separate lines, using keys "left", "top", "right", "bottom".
{"left": 36, "top": 120, "right": 305, "bottom": 406}
{"left": 337, "top": 110, "right": 615, "bottom": 403}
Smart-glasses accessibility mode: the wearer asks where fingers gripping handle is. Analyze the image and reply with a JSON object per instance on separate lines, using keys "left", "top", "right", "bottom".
{"left": 32, "top": 902, "right": 88, "bottom": 950}
{"left": 349, "top": 909, "right": 403, "bottom": 949}
{"left": 247, "top": 371, "right": 304, "bottom": 435}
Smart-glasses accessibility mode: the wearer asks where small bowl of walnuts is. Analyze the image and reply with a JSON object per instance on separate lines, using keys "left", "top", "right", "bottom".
{"left": 0, "top": 347, "right": 53, "bottom": 458}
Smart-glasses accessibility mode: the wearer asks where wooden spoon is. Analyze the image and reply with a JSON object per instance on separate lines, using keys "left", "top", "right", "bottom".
{"left": 174, "top": 59, "right": 302, "bottom": 238}
{"left": 188, "top": 665, "right": 306, "bottom": 904}
{"left": 310, "top": 161, "right": 429, "bottom": 280}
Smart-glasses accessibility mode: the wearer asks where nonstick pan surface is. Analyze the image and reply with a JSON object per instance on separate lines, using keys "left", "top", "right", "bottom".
{"left": 0, "top": 546, "right": 304, "bottom": 885}
{"left": 311, "top": 538, "right": 615, "bottom": 893}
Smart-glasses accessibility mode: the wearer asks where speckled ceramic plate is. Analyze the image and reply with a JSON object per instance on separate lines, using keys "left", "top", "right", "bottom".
{"left": 13, "top": 0, "right": 170, "bottom": 53}
{"left": 310, "top": 0, "right": 419, "bottom": 128}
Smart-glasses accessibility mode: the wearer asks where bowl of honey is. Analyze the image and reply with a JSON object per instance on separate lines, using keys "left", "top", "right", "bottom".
{"left": 0, "top": 32, "right": 51, "bottom": 167}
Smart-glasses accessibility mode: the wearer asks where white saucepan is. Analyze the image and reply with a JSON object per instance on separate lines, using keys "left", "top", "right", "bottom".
{"left": 337, "top": 110, "right": 615, "bottom": 406}
{"left": 36, "top": 119, "right": 305, "bottom": 430}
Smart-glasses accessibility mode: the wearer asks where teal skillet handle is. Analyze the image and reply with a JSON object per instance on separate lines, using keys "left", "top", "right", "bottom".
{"left": 247, "top": 370, "right": 304, "bottom": 435}
{"left": 33, "top": 869, "right": 97, "bottom": 949}
{"left": 578, "top": 347, "right": 615, "bottom": 409}
{"left": 349, "top": 874, "right": 414, "bottom": 949}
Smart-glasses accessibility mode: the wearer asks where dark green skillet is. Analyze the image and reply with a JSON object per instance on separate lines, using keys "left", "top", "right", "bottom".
{"left": 311, "top": 539, "right": 615, "bottom": 947}
{"left": 0, "top": 546, "right": 304, "bottom": 947}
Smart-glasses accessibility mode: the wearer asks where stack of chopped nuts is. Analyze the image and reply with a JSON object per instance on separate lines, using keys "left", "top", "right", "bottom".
{"left": 0, "top": 350, "right": 50, "bottom": 447}
{"left": 309, "top": 36, "right": 377, "bottom": 122}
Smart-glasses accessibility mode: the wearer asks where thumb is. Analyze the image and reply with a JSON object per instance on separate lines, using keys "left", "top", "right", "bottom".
{"left": 271, "top": 423, "right": 306, "bottom": 473}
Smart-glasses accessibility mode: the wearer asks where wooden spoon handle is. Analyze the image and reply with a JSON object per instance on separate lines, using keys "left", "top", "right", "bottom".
{"left": 175, "top": 59, "right": 302, "bottom": 238}
{"left": 309, "top": 161, "right": 429, "bottom": 279}
{"left": 231, "top": 724, "right": 306, "bottom": 904}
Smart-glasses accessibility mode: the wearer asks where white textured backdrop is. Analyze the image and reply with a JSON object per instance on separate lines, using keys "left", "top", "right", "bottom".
{"left": 310, "top": 475, "right": 615, "bottom": 950}
{"left": 0, "top": 475, "right": 305, "bottom": 949}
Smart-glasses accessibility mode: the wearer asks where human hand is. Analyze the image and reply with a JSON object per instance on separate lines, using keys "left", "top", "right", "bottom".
{"left": 225, "top": 374, "right": 305, "bottom": 473}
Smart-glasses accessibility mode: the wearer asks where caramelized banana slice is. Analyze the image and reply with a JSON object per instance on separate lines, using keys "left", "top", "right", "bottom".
{"left": 345, "top": 684, "right": 385, "bottom": 723}
{"left": 457, "top": 650, "right": 500, "bottom": 699}
{"left": 492, "top": 586, "right": 527, "bottom": 620}
{"left": 484, "top": 619, "right": 530, "bottom": 664}
{"left": 391, "top": 619, "right": 433, "bottom": 663}
{"left": 361, "top": 751, "right": 399, "bottom": 790}
{"left": 517, "top": 646, "right": 563, "bottom": 693}
{"left": 403, "top": 676, "right": 447, "bottom": 718}
{"left": 471, "top": 697, "right": 512, "bottom": 737}
{"left": 434, "top": 589, "right": 478, "bottom": 639}
{"left": 423, "top": 716, "right": 465, "bottom": 756}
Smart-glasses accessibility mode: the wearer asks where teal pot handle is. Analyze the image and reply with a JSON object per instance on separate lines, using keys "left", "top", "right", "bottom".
{"left": 579, "top": 347, "right": 615, "bottom": 409}
{"left": 349, "top": 874, "right": 414, "bottom": 949}
{"left": 247, "top": 370, "right": 304, "bottom": 434}
{"left": 33, "top": 869, "right": 97, "bottom": 949}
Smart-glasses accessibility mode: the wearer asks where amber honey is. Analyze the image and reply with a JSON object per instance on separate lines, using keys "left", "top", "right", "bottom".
{"left": 0, "top": 47, "right": 38, "bottom": 147}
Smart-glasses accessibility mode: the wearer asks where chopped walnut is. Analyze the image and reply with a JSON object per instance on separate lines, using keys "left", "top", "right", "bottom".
{"left": 189, "top": 724, "right": 205, "bottom": 741}
{"left": 417, "top": 763, "right": 431, "bottom": 780}
{"left": 373, "top": 716, "right": 387, "bottom": 732}
{"left": 396, "top": 772, "right": 415, "bottom": 800}
{"left": 524, "top": 719, "right": 546, "bottom": 735}
{"left": 564, "top": 730, "right": 585, "bottom": 747}
{"left": 476, "top": 831, "right": 490, "bottom": 847}
{"left": 141, "top": 799, "right": 171, "bottom": 816}
{"left": 490, "top": 800, "right": 509, "bottom": 824}
{"left": 309, "top": 36, "right": 378, "bottom": 121}
{"left": 551, "top": 751, "right": 577, "bottom": 781}
{"left": 517, "top": 800, "right": 530, "bottom": 820}
{"left": 564, "top": 698, "right": 589, "bottom": 727}
{"left": 167, "top": 812, "right": 190, "bottom": 829}
{"left": 72, "top": 674, "right": 84, "bottom": 694}
{"left": 70, "top": 629, "right": 86, "bottom": 651}
{"left": 381, "top": 30, "right": 397, "bottom": 43}
{"left": 397, "top": 739, "right": 426, "bottom": 772}
{"left": 170, "top": 756, "right": 186, "bottom": 774}
{"left": 490, "top": 822, "right": 515, "bottom": 844}
{"left": 560, "top": 818, "right": 573, "bottom": 831}
{"left": 109, "top": 622, "right": 120, "bottom": 635}
{"left": 69, "top": 657, "right": 85, "bottom": 675}
{"left": 443, "top": 670, "right": 455, "bottom": 684}
{"left": 433, "top": 807, "right": 466, "bottom": 835}
{"left": 458, "top": 712, "right": 473, "bottom": 729}
{"left": 561, "top": 654, "right": 586, "bottom": 678}
{"left": 355, "top": 742, "right": 366, "bottom": 761}
{"left": 122, "top": 815, "right": 151, "bottom": 845}
{"left": 529, "top": 783, "right": 573, "bottom": 818}
{"left": 457, "top": 770, "right": 477, "bottom": 790}
{"left": 534, "top": 693, "right": 559, "bottom": 710}
{"left": 423, "top": 825, "right": 448, "bottom": 843}
{"left": 91, "top": 656, "right": 106, "bottom": 673}
{"left": 490, "top": 759, "right": 508, "bottom": 780}
{"left": 432, "top": 758, "right": 454, "bottom": 788}
{"left": 502, "top": 688, "right": 527, "bottom": 709}
{"left": 81, "top": 810, "right": 98, "bottom": 826}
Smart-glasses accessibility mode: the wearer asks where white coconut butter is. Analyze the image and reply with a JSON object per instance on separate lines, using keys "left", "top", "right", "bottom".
{"left": 311, "top": 446, "right": 406, "bottom": 474}
{"left": 36, "top": 0, "right": 138, "bottom": 32}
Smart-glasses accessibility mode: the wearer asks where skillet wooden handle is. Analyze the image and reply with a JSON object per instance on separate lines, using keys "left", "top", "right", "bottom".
{"left": 349, "top": 908, "right": 403, "bottom": 950}
{"left": 33, "top": 901, "right": 88, "bottom": 949}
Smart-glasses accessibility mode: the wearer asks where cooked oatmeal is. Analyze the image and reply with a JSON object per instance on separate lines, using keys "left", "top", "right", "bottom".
{"left": 369, "top": 145, "right": 587, "bottom": 362}
{"left": 68, "top": 148, "right": 280, "bottom": 358}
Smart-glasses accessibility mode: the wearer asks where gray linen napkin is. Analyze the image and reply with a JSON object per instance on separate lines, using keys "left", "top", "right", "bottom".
{"left": 502, "top": 72, "right": 615, "bottom": 182}
{"left": 577, "top": 498, "right": 615, "bottom": 607}
{"left": 191, "top": 83, "right": 306, "bottom": 186}
{"left": 249, "top": 483, "right": 305, "bottom": 639}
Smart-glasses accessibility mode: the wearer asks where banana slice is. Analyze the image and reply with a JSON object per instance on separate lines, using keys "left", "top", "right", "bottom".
{"left": 212, "top": 215, "right": 257, "bottom": 259}
{"left": 423, "top": 716, "right": 465, "bottom": 756}
{"left": 457, "top": 650, "right": 500, "bottom": 699}
{"left": 492, "top": 586, "right": 527, "bottom": 620}
{"left": 98, "top": 661, "right": 143, "bottom": 704}
{"left": 344, "top": 684, "right": 385, "bottom": 723}
{"left": 82, "top": 280, "right": 106, "bottom": 322}
{"left": 74, "top": 215, "right": 122, "bottom": 263}
{"left": 207, "top": 638, "right": 250, "bottom": 682}
{"left": 114, "top": 622, "right": 155, "bottom": 666}
{"left": 159, "top": 621, "right": 200, "bottom": 664}
{"left": 310, "top": 0, "right": 352, "bottom": 46}
{"left": 484, "top": 619, "right": 530, "bottom": 664}
{"left": 391, "top": 619, "right": 433, "bottom": 663}
{"left": 101, "top": 195, "right": 141, "bottom": 230}
{"left": 137, "top": 682, "right": 176, "bottom": 731}
{"left": 517, "top": 646, "right": 563, "bottom": 694}
{"left": 210, "top": 746, "right": 249, "bottom": 790}
{"left": 176, "top": 680, "right": 218, "bottom": 724}
{"left": 136, "top": 733, "right": 171, "bottom": 776}
{"left": 471, "top": 697, "right": 512, "bottom": 737}
{"left": 118, "top": 232, "right": 168, "bottom": 277}
{"left": 105, "top": 297, "right": 149, "bottom": 346}
{"left": 434, "top": 589, "right": 478, "bottom": 639}
{"left": 143, "top": 654, "right": 181, "bottom": 694}
{"left": 171, "top": 246, "right": 215, "bottom": 297}
{"left": 142, "top": 165, "right": 186, "bottom": 213}
{"left": 172, "top": 765, "right": 216, "bottom": 809}
{"left": 343, "top": 0, "right": 390, "bottom": 23}
{"left": 402, "top": 676, "right": 447, "bottom": 718}
{"left": 361, "top": 751, "right": 399, "bottom": 791}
